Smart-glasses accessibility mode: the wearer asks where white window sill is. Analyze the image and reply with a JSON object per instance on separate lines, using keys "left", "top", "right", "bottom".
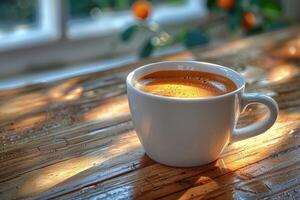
{"left": 0, "top": 28, "right": 57, "bottom": 51}
{"left": 0, "top": 44, "right": 188, "bottom": 90}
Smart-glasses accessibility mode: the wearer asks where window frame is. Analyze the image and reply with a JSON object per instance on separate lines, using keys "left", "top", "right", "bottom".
{"left": 0, "top": 0, "right": 63, "bottom": 51}
{"left": 0, "top": 0, "right": 207, "bottom": 75}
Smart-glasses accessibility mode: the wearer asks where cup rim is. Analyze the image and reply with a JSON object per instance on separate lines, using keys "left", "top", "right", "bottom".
{"left": 126, "top": 61, "right": 245, "bottom": 101}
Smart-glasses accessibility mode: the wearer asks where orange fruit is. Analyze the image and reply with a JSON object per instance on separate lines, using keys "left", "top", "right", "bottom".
{"left": 217, "top": 0, "right": 234, "bottom": 10}
{"left": 132, "top": 0, "right": 152, "bottom": 21}
{"left": 241, "top": 12, "right": 256, "bottom": 31}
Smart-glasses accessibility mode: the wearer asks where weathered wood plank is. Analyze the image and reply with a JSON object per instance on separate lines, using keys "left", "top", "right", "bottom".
{"left": 0, "top": 26, "right": 299, "bottom": 199}
{"left": 52, "top": 117, "right": 300, "bottom": 200}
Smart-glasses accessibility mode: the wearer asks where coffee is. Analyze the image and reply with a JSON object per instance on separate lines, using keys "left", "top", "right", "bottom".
{"left": 135, "top": 70, "right": 237, "bottom": 98}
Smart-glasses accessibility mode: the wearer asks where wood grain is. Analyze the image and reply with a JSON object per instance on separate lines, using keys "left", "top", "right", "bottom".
{"left": 0, "top": 27, "right": 300, "bottom": 200}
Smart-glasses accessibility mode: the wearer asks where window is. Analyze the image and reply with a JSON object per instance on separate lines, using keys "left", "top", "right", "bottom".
{"left": 0, "top": 0, "right": 206, "bottom": 76}
{"left": 69, "top": 0, "right": 186, "bottom": 20}
{"left": 0, "top": 0, "right": 40, "bottom": 49}
{"left": 0, "top": 0, "right": 37, "bottom": 34}
{"left": 68, "top": 0, "right": 204, "bottom": 39}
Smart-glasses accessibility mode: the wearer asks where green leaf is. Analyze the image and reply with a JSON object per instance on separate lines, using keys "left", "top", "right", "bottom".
{"left": 261, "top": 0, "right": 282, "bottom": 19}
{"left": 207, "top": 0, "right": 217, "bottom": 11}
{"left": 184, "top": 29, "right": 209, "bottom": 48}
{"left": 139, "top": 39, "right": 154, "bottom": 58}
{"left": 120, "top": 25, "right": 138, "bottom": 42}
{"left": 250, "top": 0, "right": 261, "bottom": 6}
{"left": 177, "top": 30, "right": 187, "bottom": 43}
{"left": 227, "top": 10, "right": 242, "bottom": 32}
{"left": 264, "top": 20, "right": 289, "bottom": 32}
{"left": 229, "top": 0, "right": 242, "bottom": 13}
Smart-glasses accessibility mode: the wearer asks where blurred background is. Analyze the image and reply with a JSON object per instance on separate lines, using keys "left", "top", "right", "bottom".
{"left": 0, "top": 0, "right": 299, "bottom": 88}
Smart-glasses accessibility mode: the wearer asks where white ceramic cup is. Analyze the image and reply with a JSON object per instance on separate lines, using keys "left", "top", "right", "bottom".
{"left": 126, "top": 61, "right": 278, "bottom": 167}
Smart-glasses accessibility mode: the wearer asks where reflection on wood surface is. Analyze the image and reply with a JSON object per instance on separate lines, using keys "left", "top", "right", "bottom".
{"left": 19, "top": 130, "right": 140, "bottom": 197}
{"left": 10, "top": 114, "right": 47, "bottom": 130}
{"left": 0, "top": 27, "right": 300, "bottom": 199}
{"left": 262, "top": 63, "right": 299, "bottom": 85}
{"left": 83, "top": 95, "right": 129, "bottom": 122}
{"left": 272, "top": 36, "right": 300, "bottom": 59}
{"left": 0, "top": 93, "right": 48, "bottom": 122}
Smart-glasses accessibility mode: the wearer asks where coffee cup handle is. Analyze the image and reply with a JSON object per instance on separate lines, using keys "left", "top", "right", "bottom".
{"left": 232, "top": 93, "right": 279, "bottom": 142}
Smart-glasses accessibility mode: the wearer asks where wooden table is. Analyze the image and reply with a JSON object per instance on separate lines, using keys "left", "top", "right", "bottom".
{"left": 0, "top": 26, "right": 300, "bottom": 200}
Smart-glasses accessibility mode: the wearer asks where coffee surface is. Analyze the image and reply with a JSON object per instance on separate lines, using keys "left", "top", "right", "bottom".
{"left": 135, "top": 70, "right": 237, "bottom": 98}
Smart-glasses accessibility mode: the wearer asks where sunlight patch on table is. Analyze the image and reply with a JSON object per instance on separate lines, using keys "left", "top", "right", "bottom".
{"left": 63, "top": 87, "right": 83, "bottom": 101}
{"left": 178, "top": 177, "right": 219, "bottom": 200}
{"left": 47, "top": 79, "right": 83, "bottom": 102}
{"left": 18, "top": 132, "right": 140, "bottom": 198}
{"left": 225, "top": 119, "right": 298, "bottom": 171}
{"left": 259, "top": 64, "right": 299, "bottom": 85}
{"left": 230, "top": 120, "right": 284, "bottom": 150}
{"left": 0, "top": 93, "right": 48, "bottom": 121}
{"left": 83, "top": 95, "right": 129, "bottom": 122}
{"left": 11, "top": 114, "right": 47, "bottom": 130}
{"left": 200, "top": 39, "right": 253, "bottom": 58}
